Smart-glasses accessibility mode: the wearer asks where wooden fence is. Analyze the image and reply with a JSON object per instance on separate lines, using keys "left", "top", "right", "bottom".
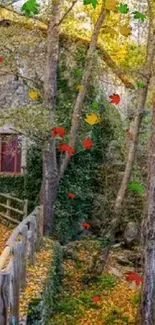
{"left": 0, "top": 205, "right": 43, "bottom": 325}
{"left": 0, "top": 193, "right": 28, "bottom": 224}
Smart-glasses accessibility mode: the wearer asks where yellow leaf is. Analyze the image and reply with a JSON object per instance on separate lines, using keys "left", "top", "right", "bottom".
{"left": 105, "top": 0, "right": 119, "bottom": 12}
{"left": 28, "top": 89, "right": 40, "bottom": 99}
{"left": 76, "top": 85, "right": 84, "bottom": 91}
{"left": 119, "top": 24, "right": 132, "bottom": 37}
{"left": 84, "top": 113, "right": 101, "bottom": 125}
{"left": 102, "top": 26, "right": 118, "bottom": 36}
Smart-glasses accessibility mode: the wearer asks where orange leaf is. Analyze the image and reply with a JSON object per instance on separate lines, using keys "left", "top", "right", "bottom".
{"left": 82, "top": 137, "right": 94, "bottom": 149}
{"left": 51, "top": 126, "right": 66, "bottom": 138}
{"left": 67, "top": 192, "right": 75, "bottom": 199}
{"left": 57, "top": 143, "right": 75, "bottom": 157}
{"left": 109, "top": 93, "right": 120, "bottom": 104}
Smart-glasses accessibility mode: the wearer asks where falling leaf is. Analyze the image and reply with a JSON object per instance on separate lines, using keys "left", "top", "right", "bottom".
{"left": 83, "top": 0, "right": 98, "bottom": 9}
{"left": 68, "top": 192, "right": 75, "bottom": 199}
{"left": 92, "top": 101, "right": 99, "bottom": 109}
{"left": 82, "top": 222, "right": 91, "bottom": 229}
{"left": 117, "top": 3, "right": 129, "bottom": 14}
{"left": 124, "top": 271, "right": 143, "bottom": 286}
{"left": 84, "top": 113, "right": 101, "bottom": 125}
{"left": 102, "top": 26, "right": 118, "bottom": 36}
{"left": 28, "top": 89, "right": 40, "bottom": 100}
{"left": 92, "top": 295, "right": 100, "bottom": 302}
{"left": 105, "top": 0, "right": 119, "bottom": 12}
{"left": 119, "top": 24, "right": 132, "bottom": 37}
{"left": 109, "top": 94, "right": 120, "bottom": 105}
{"left": 0, "top": 57, "right": 3, "bottom": 62}
{"left": 132, "top": 11, "right": 146, "bottom": 22}
{"left": 137, "top": 81, "right": 144, "bottom": 88}
{"left": 128, "top": 181, "right": 144, "bottom": 195}
{"left": 51, "top": 127, "right": 66, "bottom": 139}
{"left": 72, "top": 69, "right": 83, "bottom": 77}
{"left": 76, "top": 85, "right": 84, "bottom": 91}
{"left": 82, "top": 137, "right": 94, "bottom": 149}
{"left": 57, "top": 143, "right": 75, "bottom": 157}
{"left": 21, "top": 0, "right": 40, "bottom": 18}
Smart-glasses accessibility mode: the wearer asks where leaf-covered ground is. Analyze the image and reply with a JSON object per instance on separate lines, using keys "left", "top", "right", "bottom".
{"left": 51, "top": 240, "right": 141, "bottom": 325}
{"left": 20, "top": 238, "right": 53, "bottom": 319}
{"left": 0, "top": 222, "right": 14, "bottom": 254}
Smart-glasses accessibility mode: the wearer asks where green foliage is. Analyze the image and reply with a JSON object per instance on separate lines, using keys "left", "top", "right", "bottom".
{"left": 117, "top": 3, "right": 129, "bottom": 14}
{"left": 128, "top": 181, "right": 145, "bottom": 196}
{"left": 43, "top": 242, "right": 63, "bottom": 324}
{"left": 21, "top": 0, "right": 40, "bottom": 18}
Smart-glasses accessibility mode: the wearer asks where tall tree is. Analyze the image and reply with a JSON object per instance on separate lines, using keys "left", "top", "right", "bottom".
{"left": 89, "top": 16, "right": 155, "bottom": 274}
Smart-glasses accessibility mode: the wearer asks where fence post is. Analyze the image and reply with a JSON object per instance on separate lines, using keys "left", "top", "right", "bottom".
{"left": 23, "top": 200, "right": 28, "bottom": 219}
{"left": 9, "top": 243, "right": 21, "bottom": 325}
{"left": 6, "top": 198, "right": 11, "bottom": 219}
{"left": 0, "top": 272, "right": 10, "bottom": 325}
{"left": 28, "top": 216, "right": 36, "bottom": 265}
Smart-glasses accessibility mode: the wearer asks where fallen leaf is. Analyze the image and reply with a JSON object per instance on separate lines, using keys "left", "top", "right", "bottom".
{"left": 124, "top": 271, "right": 143, "bottom": 286}
{"left": 28, "top": 89, "right": 40, "bottom": 99}
{"left": 82, "top": 137, "right": 94, "bottom": 149}
{"left": 109, "top": 93, "right": 120, "bottom": 104}
{"left": 68, "top": 192, "right": 75, "bottom": 199}
{"left": 57, "top": 143, "right": 75, "bottom": 157}
{"left": 137, "top": 81, "right": 144, "bottom": 88}
{"left": 51, "top": 127, "right": 66, "bottom": 138}
{"left": 84, "top": 112, "right": 101, "bottom": 125}
{"left": 119, "top": 24, "right": 132, "bottom": 37}
{"left": 0, "top": 57, "right": 3, "bottom": 62}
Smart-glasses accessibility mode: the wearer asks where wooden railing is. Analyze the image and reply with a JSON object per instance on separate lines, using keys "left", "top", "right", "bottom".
{"left": 0, "top": 205, "right": 43, "bottom": 325}
{"left": 0, "top": 193, "right": 28, "bottom": 224}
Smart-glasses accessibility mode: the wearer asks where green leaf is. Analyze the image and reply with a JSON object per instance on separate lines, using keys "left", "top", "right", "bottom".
{"left": 83, "top": 0, "right": 98, "bottom": 9}
{"left": 128, "top": 182, "right": 144, "bottom": 195}
{"left": 92, "top": 101, "right": 99, "bottom": 109}
{"left": 137, "top": 81, "right": 144, "bottom": 88}
{"left": 117, "top": 3, "right": 129, "bottom": 14}
{"left": 21, "top": 0, "right": 40, "bottom": 17}
{"left": 132, "top": 11, "right": 146, "bottom": 22}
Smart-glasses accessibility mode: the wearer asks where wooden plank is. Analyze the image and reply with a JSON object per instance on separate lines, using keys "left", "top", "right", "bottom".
{"left": 0, "top": 271, "right": 10, "bottom": 325}
{"left": 6, "top": 207, "right": 39, "bottom": 246}
{"left": 0, "top": 203, "right": 24, "bottom": 215}
{"left": 0, "top": 247, "right": 11, "bottom": 271}
{"left": 9, "top": 242, "right": 20, "bottom": 325}
{"left": 0, "top": 193, "right": 23, "bottom": 203}
{"left": 20, "top": 226, "right": 28, "bottom": 289}
{"left": 28, "top": 216, "right": 36, "bottom": 265}
{"left": 0, "top": 212, "right": 20, "bottom": 225}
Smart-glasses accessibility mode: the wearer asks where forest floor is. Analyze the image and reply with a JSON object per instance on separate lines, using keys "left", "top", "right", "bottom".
{"left": 51, "top": 239, "right": 141, "bottom": 325}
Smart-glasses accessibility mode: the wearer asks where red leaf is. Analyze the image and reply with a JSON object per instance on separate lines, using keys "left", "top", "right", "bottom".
{"left": 67, "top": 192, "right": 75, "bottom": 199}
{"left": 92, "top": 295, "right": 100, "bottom": 302}
{"left": 82, "top": 137, "right": 94, "bottom": 149}
{"left": 51, "top": 126, "right": 66, "bottom": 139}
{"left": 124, "top": 271, "right": 143, "bottom": 286}
{"left": 109, "top": 93, "right": 120, "bottom": 105}
{"left": 82, "top": 222, "right": 91, "bottom": 229}
{"left": 57, "top": 143, "right": 75, "bottom": 157}
{"left": 0, "top": 57, "right": 3, "bottom": 62}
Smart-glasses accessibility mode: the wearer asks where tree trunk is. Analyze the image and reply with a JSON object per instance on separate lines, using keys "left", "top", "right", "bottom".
{"left": 42, "top": 139, "right": 59, "bottom": 236}
{"left": 137, "top": 98, "right": 155, "bottom": 325}
{"left": 42, "top": 0, "right": 61, "bottom": 236}
{"left": 60, "top": 5, "right": 107, "bottom": 177}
